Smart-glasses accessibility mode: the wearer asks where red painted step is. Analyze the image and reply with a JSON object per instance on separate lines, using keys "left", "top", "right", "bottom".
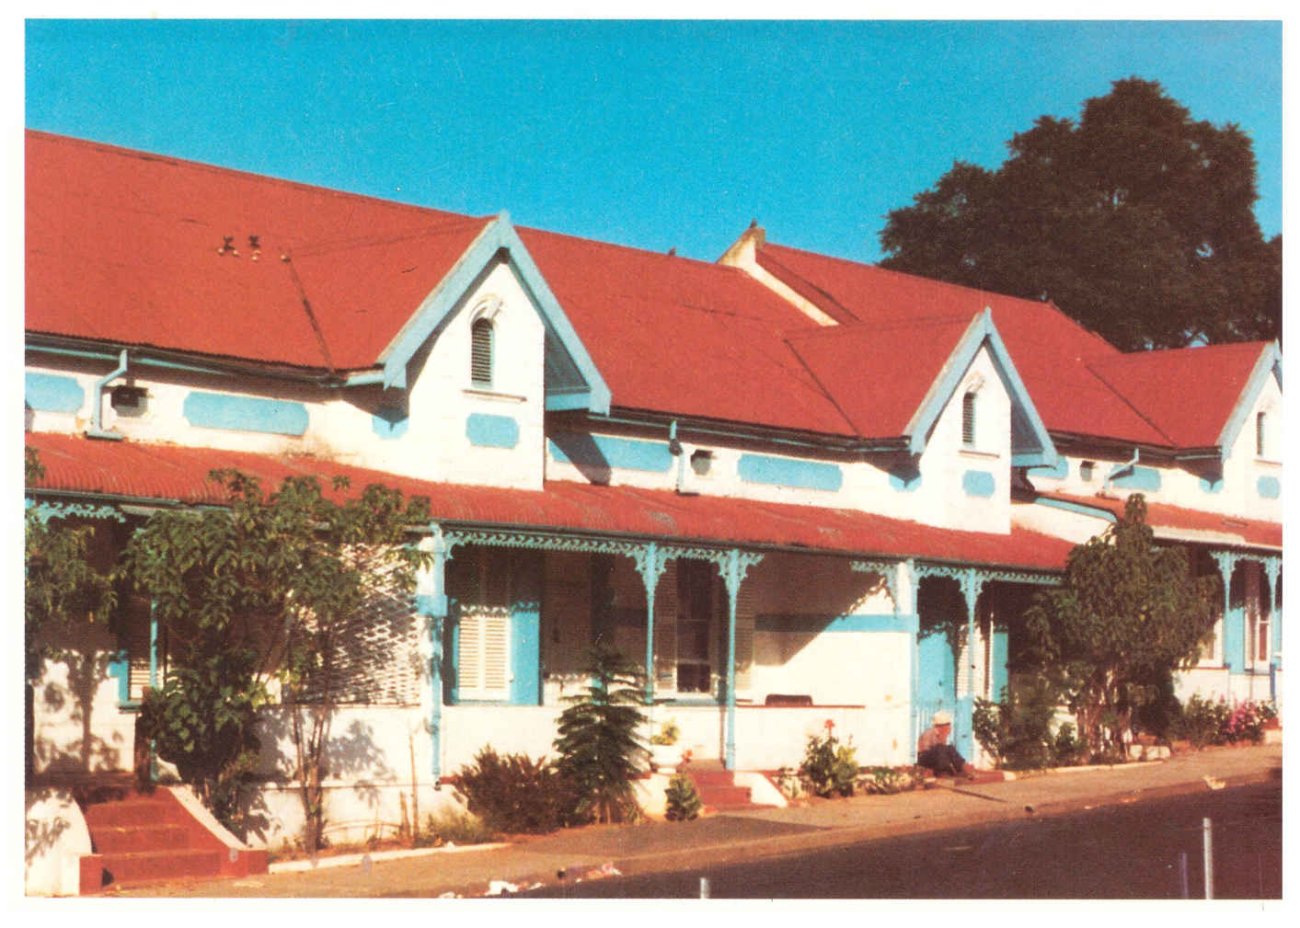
{"left": 78, "top": 786, "right": 267, "bottom": 893}
{"left": 682, "top": 763, "right": 760, "bottom": 813}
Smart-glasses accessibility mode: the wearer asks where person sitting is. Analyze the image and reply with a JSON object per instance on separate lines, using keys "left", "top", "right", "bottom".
{"left": 917, "top": 710, "right": 975, "bottom": 779}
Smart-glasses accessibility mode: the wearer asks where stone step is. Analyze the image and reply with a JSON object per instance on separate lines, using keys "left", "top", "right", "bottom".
{"left": 96, "top": 848, "right": 225, "bottom": 888}
{"left": 89, "top": 823, "right": 191, "bottom": 855}
{"left": 84, "top": 798, "right": 185, "bottom": 829}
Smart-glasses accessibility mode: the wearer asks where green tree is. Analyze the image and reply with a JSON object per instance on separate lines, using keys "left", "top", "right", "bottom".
{"left": 553, "top": 645, "right": 648, "bottom": 824}
{"left": 124, "top": 469, "right": 429, "bottom": 843}
{"left": 880, "top": 78, "right": 1280, "bottom": 350}
{"left": 24, "top": 448, "right": 118, "bottom": 781}
{"left": 1024, "top": 495, "right": 1215, "bottom": 758}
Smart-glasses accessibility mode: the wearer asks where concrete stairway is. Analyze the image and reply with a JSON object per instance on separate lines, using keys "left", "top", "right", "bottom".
{"left": 79, "top": 786, "right": 267, "bottom": 893}
{"left": 683, "top": 760, "right": 759, "bottom": 813}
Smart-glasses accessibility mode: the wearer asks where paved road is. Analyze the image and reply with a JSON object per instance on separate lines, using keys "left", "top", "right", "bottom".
{"left": 523, "top": 781, "right": 1281, "bottom": 899}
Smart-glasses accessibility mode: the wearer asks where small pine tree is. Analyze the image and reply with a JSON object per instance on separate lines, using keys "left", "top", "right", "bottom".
{"left": 664, "top": 773, "right": 702, "bottom": 822}
{"left": 553, "top": 644, "right": 648, "bottom": 824}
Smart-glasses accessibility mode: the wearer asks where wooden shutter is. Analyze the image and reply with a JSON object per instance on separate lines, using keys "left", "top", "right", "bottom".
{"left": 470, "top": 319, "right": 493, "bottom": 387}
{"left": 653, "top": 561, "right": 677, "bottom": 697}
{"left": 733, "top": 580, "right": 756, "bottom": 698}
{"left": 458, "top": 607, "right": 510, "bottom": 700}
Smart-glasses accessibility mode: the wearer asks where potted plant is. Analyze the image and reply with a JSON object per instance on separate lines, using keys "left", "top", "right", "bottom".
{"left": 649, "top": 719, "right": 682, "bottom": 772}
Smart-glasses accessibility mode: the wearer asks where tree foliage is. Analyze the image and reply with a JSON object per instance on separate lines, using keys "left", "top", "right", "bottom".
{"left": 1024, "top": 495, "right": 1215, "bottom": 758}
{"left": 553, "top": 645, "right": 648, "bottom": 824}
{"left": 880, "top": 78, "right": 1280, "bottom": 349}
{"left": 124, "top": 469, "right": 429, "bottom": 842}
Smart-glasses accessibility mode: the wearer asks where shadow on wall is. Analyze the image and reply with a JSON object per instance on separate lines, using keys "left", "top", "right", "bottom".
{"left": 24, "top": 788, "right": 72, "bottom": 867}
{"left": 31, "top": 621, "right": 127, "bottom": 779}
{"left": 245, "top": 708, "right": 398, "bottom": 846}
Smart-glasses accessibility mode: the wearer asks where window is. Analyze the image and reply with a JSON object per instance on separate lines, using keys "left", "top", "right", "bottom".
{"left": 450, "top": 548, "right": 511, "bottom": 700}
{"left": 676, "top": 560, "right": 718, "bottom": 694}
{"left": 470, "top": 318, "right": 494, "bottom": 388}
{"left": 961, "top": 390, "right": 977, "bottom": 447}
{"left": 1246, "top": 562, "right": 1271, "bottom": 669}
{"left": 1256, "top": 411, "right": 1268, "bottom": 458}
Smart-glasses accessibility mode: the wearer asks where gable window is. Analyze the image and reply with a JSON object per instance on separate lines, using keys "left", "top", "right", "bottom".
{"left": 1256, "top": 411, "right": 1268, "bottom": 458}
{"left": 961, "top": 390, "right": 978, "bottom": 447}
{"left": 470, "top": 318, "right": 494, "bottom": 388}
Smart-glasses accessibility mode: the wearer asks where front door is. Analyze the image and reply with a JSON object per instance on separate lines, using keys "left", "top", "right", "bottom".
{"left": 917, "top": 625, "right": 958, "bottom": 757}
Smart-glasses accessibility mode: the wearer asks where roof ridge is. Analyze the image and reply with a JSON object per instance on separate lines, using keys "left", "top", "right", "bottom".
{"left": 782, "top": 312, "right": 975, "bottom": 344}
{"left": 755, "top": 248, "right": 861, "bottom": 323}
{"left": 27, "top": 128, "right": 473, "bottom": 225}
{"left": 763, "top": 239, "right": 1121, "bottom": 354}
{"left": 290, "top": 215, "right": 491, "bottom": 258}
{"left": 521, "top": 224, "right": 758, "bottom": 275}
{"left": 1090, "top": 340, "right": 1271, "bottom": 369}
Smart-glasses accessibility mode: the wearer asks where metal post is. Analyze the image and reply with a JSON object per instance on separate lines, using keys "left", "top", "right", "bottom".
{"left": 420, "top": 525, "right": 454, "bottom": 784}
{"left": 1179, "top": 851, "right": 1189, "bottom": 899}
{"left": 1202, "top": 817, "right": 1214, "bottom": 900}
{"left": 148, "top": 600, "right": 158, "bottom": 783}
{"left": 724, "top": 550, "right": 739, "bottom": 771}
{"left": 699, "top": 876, "right": 710, "bottom": 899}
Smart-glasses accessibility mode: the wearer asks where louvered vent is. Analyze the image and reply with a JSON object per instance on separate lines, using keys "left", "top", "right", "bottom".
{"left": 470, "top": 318, "right": 494, "bottom": 387}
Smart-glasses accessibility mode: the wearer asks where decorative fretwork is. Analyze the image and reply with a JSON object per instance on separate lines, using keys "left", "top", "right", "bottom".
{"left": 851, "top": 559, "right": 903, "bottom": 615}
{"left": 26, "top": 498, "right": 126, "bottom": 524}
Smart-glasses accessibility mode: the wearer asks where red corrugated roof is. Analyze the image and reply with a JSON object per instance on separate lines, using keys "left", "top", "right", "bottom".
{"left": 26, "top": 131, "right": 489, "bottom": 370}
{"left": 756, "top": 242, "right": 1188, "bottom": 448}
{"left": 1041, "top": 491, "right": 1280, "bottom": 551}
{"left": 26, "top": 432, "right": 1073, "bottom": 572}
{"left": 1086, "top": 342, "right": 1272, "bottom": 450}
{"left": 517, "top": 227, "right": 860, "bottom": 436}
{"left": 784, "top": 316, "right": 975, "bottom": 439}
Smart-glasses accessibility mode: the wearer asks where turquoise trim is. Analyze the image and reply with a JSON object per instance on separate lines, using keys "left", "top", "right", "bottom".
{"left": 25, "top": 372, "right": 85, "bottom": 413}
{"left": 549, "top": 434, "right": 673, "bottom": 473}
{"left": 545, "top": 392, "right": 596, "bottom": 412}
{"left": 756, "top": 613, "right": 918, "bottom": 634}
{"left": 1215, "top": 343, "right": 1281, "bottom": 459}
{"left": 1224, "top": 602, "right": 1246, "bottom": 674}
{"left": 183, "top": 391, "right": 309, "bottom": 436}
{"left": 962, "top": 470, "right": 996, "bottom": 498}
{"left": 1257, "top": 476, "right": 1280, "bottom": 500}
{"left": 737, "top": 453, "right": 843, "bottom": 492}
{"left": 1028, "top": 458, "right": 1069, "bottom": 480}
{"left": 1111, "top": 465, "right": 1162, "bottom": 491}
{"left": 378, "top": 213, "right": 611, "bottom": 414}
{"left": 107, "top": 650, "right": 130, "bottom": 705}
{"left": 466, "top": 413, "right": 520, "bottom": 449}
{"left": 1034, "top": 496, "right": 1117, "bottom": 523}
{"left": 1200, "top": 473, "right": 1224, "bottom": 494}
{"left": 510, "top": 554, "right": 542, "bottom": 706}
{"left": 991, "top": 627, "right": 1009, "bottom": 702}
{"left": 905, "top": 309, "right": 1057, "bottom": 468}
{"left": 372, "top": 404, "right": 410, "bottom": 439}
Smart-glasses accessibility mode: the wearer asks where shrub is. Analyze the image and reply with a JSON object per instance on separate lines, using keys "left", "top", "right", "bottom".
{"left": 973, "top": 679, "right": 1067, "bottom": 770}
{"left": 773, "top": 766, "right": 805, "bottom": 801}
{"left": 664, "top": 773, "right": 702, "bottom": 821}
{"left": 554, "top": 645, "right": 648, "bottom": 824}
{"left": 861, "top": 766, "right": 914, "bottom": 795}
{"left": 799, "top": 720, "right": 859, "bottom": 798}
{"left": 1223, "top": 700, "right": 1270, "bottom": 744}
{"left": 1172, "top": 694, "right": 1229, "bottom": 748}
{"left": 1052, "top": 722, "right": 1084, "bottom": 766}
{"left": 416, "top": 808, "right": 494, "bottom": 847}
{"left": 451, "top": 746, "right": 582, "bottom": 835}
{"left": 650, "top": 719, "right": 680, "bottom": 746}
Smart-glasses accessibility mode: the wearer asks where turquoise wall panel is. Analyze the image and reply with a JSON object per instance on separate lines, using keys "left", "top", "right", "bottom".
{"left": 991, "top": 627, "right": 1009, "bottom": 702}
{"left": 510, "top": 552, "right": 543, "bottom": 706}
{"left": 466, "top": 413, "right": 519, "bottom": 449}
{"left": 371, "top": 404, "right": 410, "bottom": 439}
{"left": 26, "top": 372, "right": 85, "bottom": 413}
{"left": 962, "top": 470, "right": 996, "bottom": 498}
{"left": 183, "top": 391, "right": 309, "bottom": 436}
{"left": 1257, "top": 476, "right": 1281, "bottom": 499}
{"left": 737, "top": 453, "right": 843, "bottom": 491}
{"left": 1111, "top": 465, "right": 1162, "bottom": 491}
{"left": 549, "top": 434, "right": 673, "bottom": 473}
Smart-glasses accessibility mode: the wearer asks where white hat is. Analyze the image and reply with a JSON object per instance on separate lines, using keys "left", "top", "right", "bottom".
{"left": 932, "top": 710, "right": 953, "bottom": 726}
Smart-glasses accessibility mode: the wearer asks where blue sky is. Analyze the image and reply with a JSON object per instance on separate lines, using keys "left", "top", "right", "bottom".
{"left": 25, "top": 19, "right": 1281, "bottom": 264}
